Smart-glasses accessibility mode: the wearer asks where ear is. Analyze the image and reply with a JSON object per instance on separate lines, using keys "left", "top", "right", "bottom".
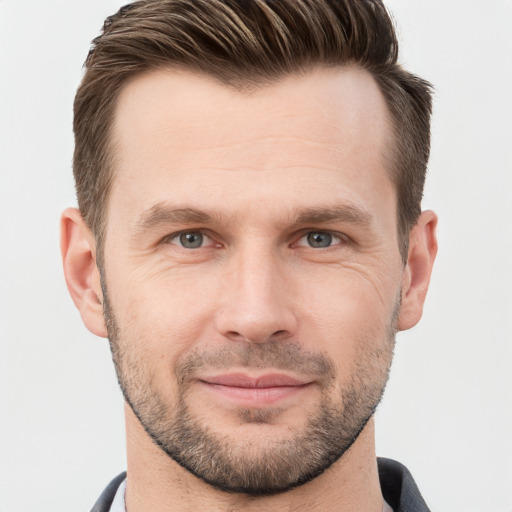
{"left": 398, "top": 210, "right": 438, "bottom": 331}
{"left": 60, "top": 208, "right": 107, "bottom": 338}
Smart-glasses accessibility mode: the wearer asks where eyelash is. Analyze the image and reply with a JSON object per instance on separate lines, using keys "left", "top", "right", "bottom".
{"left": 161, "top": 229, "right": 349, "bottom": 250}
{"left": 162, "top": 229, "right": 216, "bottom": 248}
{"left": 293, "top": 230, "right": 348, "bottom": 249}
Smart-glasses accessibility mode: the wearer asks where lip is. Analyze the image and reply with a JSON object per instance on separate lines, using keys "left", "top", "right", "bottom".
{"left": 203, "top": 373, "right": 309, "bottom": 388}
{"left": 199, "top": 372, "right": 313, "bottom": 406}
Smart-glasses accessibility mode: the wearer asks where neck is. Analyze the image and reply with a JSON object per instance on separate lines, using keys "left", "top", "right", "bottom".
{"left": 124, "top": 404, "right": 384, "bottom": 512}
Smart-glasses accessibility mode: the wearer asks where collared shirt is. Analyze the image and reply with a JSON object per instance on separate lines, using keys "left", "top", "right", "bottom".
{"left": 91, "top": 458, "right": 431, "bottom": 512}
{"left": 108, "top": 480, "right": 395, "bottom": 512}
{"left": 108, "top": 478, "right": 126, "bottom": 512}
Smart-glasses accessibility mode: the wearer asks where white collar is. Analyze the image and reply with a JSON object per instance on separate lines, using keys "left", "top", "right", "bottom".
{"left": 109, "top": 477, "right": 127, "bottom": 512}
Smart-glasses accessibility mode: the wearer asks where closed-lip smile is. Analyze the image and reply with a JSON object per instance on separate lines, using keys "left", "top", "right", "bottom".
{"left": 199, "top": 372, "right": 313, "bottom": 406}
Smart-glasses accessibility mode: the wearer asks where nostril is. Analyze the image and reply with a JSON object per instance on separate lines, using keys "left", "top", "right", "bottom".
{"left": 215, "top": 306, "right": 298, "bottom": 344}
{"left": 226, "top": 331, "right": 249, "bottom": 342}
{"left": 224, "top": 329, "right": 291, "bottom": 344}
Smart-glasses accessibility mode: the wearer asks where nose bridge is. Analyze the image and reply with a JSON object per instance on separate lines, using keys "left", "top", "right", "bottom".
{"left": 215, "top": 240, "right": 297, "bottom": 343}
{"left": 238, "top": 241, "right": 278, "bottom": 300}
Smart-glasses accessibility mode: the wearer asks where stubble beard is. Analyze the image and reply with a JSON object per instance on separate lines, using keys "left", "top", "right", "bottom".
{"left": 102, "top": 281, "right": 398, "bottom": 496}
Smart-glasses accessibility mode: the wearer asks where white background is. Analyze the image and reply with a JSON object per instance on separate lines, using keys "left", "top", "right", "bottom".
{"left": 1, "top": 1, "right": 511, "bottom": 511}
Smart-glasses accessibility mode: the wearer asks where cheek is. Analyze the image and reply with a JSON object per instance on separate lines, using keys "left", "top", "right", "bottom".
{"left": 109, "top": 264, "right": 220, "bottom": 356}
{"left": 105, "top": 246, "right": 401, "bottom": 374}
{"left": 294, "top": 267, "right": 398, "bottom": 372}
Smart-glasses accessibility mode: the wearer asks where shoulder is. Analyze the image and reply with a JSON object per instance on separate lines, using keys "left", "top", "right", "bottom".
{"left": 378, "top": 458, "right": 431, "bottom": 512}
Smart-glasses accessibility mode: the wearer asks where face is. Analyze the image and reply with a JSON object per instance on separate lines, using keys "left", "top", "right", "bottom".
{"left": 102, "top": 67, "right": 404, "bottom": 494}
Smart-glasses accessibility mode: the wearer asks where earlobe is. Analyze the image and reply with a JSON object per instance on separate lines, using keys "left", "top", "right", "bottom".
{"left": 60, "top": 208, "right": 108, "bottom": 338}
{"left": 398, "top": 210, "right": 438, "bottom": 331}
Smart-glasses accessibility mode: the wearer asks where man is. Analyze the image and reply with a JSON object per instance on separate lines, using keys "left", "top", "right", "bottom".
{"left": 60, "top": 0, "right": 438, "bottom": 510}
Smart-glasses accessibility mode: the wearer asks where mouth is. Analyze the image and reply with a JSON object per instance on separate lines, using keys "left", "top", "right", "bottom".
{"left": 198, "top": 372, "right": 313, "bottom": 407}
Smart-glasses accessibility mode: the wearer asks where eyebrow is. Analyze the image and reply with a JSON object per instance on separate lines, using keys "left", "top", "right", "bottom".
{"left": 135, "top": 202, "right": 373, "bottom": 233}
{"left": 137, "top": 204, "right": 215, "bottom": 232}
{"left": 294, "top": 205, "right": 373, "bottom": 228}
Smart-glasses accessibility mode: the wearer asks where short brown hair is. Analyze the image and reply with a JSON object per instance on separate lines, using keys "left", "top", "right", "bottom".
{"left": 73, "top": 0, "right": 432, "bottom": 261}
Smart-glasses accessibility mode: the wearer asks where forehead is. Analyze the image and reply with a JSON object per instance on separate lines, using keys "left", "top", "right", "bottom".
{"left": 109, "top": 66, "right": 394, "bottom": 225}
{"left": 113, "top": 65, "right": 391, "bottom": 159}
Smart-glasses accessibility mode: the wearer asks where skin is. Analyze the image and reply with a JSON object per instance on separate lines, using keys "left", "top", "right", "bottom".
{"left": 61, "top": 66, "right": 437, "bottom": 511}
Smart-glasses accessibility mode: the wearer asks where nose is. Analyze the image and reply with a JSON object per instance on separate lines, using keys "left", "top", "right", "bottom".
{"left": 213, "top": 247, "right": 298, "bottom": 344}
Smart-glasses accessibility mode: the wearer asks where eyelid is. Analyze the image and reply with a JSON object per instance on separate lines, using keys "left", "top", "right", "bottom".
{"left": 292, "top": 229, "right": 349, "bottom": 248}
{"left": 158, "top": 228, "right": 349, "bottom": 249}
{"left": 161, "top": 229, "right": 217, "bottom": 247}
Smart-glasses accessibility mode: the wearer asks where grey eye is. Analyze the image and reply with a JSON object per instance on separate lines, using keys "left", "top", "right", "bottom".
{"left": 306, "top": 232, "right": 333, "bottom": 248}
{"left": 178, "top": 232, "right": 204, "bottom": 248}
